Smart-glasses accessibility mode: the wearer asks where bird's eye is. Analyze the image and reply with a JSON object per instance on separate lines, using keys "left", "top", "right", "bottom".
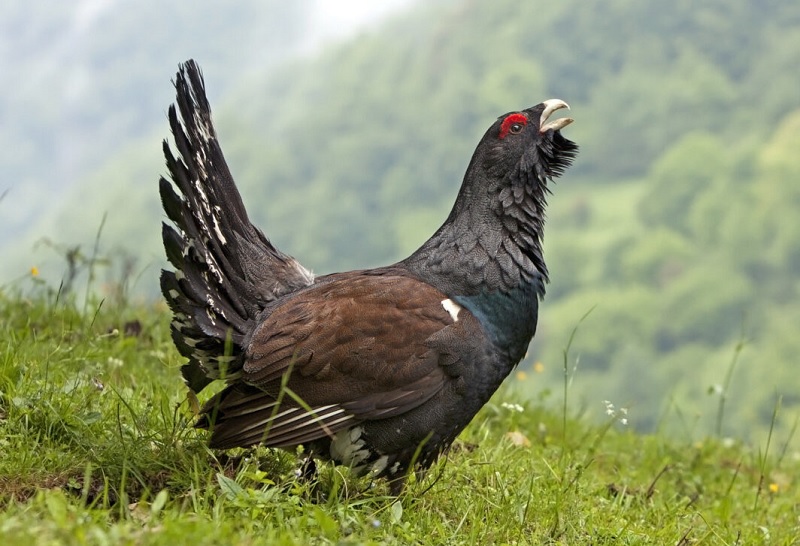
{"left": 499, "top": 113, "right": 528, "bottom": 139}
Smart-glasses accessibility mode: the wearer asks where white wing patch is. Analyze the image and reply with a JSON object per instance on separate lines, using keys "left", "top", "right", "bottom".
{"left": 441, "top": 298, "right": 462, "bottom": 322}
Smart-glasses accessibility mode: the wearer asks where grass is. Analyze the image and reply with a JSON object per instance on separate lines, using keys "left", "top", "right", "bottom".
{"left": 1, "top": 286, "right": 798, "bottom": 545}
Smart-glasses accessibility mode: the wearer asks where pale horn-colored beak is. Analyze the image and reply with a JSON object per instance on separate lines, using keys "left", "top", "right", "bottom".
{"left": 539, "top": 99, "right": 573, "bottom": 132}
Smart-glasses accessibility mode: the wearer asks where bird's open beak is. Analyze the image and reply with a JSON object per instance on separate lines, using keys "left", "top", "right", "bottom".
{"left": 539, "top": 99, "right": 573, "bottom": 133}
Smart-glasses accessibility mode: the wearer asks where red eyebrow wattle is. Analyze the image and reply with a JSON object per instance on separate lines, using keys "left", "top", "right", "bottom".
{"left": 499, "top": 114, "right": 528, "bottom": 139}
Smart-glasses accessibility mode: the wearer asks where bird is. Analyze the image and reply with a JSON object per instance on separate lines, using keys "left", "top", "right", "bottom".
{"left": 159, "top": 60, "right": 577, "bottom": 494}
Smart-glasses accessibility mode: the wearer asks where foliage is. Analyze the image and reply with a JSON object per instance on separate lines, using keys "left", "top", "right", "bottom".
{"left": 1, "top": 292, "right": 798, "bottom": 544}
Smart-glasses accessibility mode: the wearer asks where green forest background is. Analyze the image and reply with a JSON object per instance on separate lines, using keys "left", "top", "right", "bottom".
{"left": 2, "top": 0, "right": 799, "bottom": 447}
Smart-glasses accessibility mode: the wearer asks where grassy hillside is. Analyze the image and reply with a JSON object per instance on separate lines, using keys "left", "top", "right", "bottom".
{"left": 1, "top": 289, "right": 798, "bottom": 544}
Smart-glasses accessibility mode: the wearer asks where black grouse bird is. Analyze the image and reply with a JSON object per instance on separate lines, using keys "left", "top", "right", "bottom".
{"left": 160, "top": 60, "right": 577, "bottom": 493}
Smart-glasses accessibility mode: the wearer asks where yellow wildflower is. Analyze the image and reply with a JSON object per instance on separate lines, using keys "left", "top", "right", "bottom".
{"left": 30, "top": 266, "right": 39, "bottom": 276}
{"left": 534, "top": 362, "right": 544, "bottom": 373}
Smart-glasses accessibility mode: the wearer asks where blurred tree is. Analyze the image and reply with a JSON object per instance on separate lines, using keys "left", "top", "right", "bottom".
{"left": 638, "top": 133, "right": 731, "bottom": 234}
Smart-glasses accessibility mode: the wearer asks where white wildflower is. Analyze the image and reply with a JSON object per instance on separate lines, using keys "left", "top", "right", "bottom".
{"left": 501, "top": 402, "right": 524, "bottom": 413}
{"left": 107, "top": 357, "right": 124, "bottom": 368}
{"left": 603, "top": 400, "right": 629, "bottom": 426}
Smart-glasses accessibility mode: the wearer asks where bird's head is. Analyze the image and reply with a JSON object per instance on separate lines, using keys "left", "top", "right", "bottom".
{"left": 479, "top": 99, "right": 578, "bottom": 185}
{"left": 404, "top": 99, "right": 578, "bottom": 295}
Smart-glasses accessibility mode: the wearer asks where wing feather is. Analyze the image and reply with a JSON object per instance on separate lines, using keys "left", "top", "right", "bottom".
{"left": 198, "top": 273, "right": 468, "bottom": 449}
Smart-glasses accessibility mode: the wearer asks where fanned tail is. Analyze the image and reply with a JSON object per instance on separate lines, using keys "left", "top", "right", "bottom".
{"left": 159, "top": 60, "right": 314, "bottom": 393}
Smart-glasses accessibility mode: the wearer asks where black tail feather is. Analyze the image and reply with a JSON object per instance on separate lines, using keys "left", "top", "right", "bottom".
{"left": 160, "top": 59, "right": 315, "bottom": 393}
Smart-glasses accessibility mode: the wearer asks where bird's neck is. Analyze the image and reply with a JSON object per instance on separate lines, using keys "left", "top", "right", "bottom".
{"left": 401, "top": 168, "right": 550, "bottom": 358}
{"left": 404, "top": 165, "right": 550, "bottom": 296}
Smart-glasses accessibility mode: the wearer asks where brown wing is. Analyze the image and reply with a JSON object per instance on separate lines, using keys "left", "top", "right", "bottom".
{"left": 201, "top": 272, "right": 469, "bottom": 449}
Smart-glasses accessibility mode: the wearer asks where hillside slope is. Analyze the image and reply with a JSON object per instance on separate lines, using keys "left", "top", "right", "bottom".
{"left": 8, "top": 0, "right": 800, "bottom": 445}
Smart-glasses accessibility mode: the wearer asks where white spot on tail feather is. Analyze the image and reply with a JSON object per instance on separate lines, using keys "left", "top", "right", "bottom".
{"left": 195, "top": 153, "right": 208, "bottom": 180}
{"left": 212, "top": 205, "right": 227, "bottom": 245}
{"left": 441, "top": 298, "right": 461, "bottom": 322}
{"left": 204, "top": 255, "right": 223, "bottom": 284}
{"left": 181, "top": 239, "right": 195, "bottom": 258}
{"left": 205, "top": 294, "right": 227, "bottom": 320}
{"left": 205, "top": 307, "right": 217, "bottom": 326}
{"left": 193, "top": 179, "right": 211, "bottom": 214}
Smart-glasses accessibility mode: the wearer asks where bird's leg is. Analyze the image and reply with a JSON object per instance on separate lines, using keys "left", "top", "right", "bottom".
{"left": 299, "top": 455, "right": 318, "bottom": 482}
{"left": 295, "top": 453, "right": 331, "bottom": 503}
{"left": 387, "top": 470, "right": 410, "bottom": 496}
